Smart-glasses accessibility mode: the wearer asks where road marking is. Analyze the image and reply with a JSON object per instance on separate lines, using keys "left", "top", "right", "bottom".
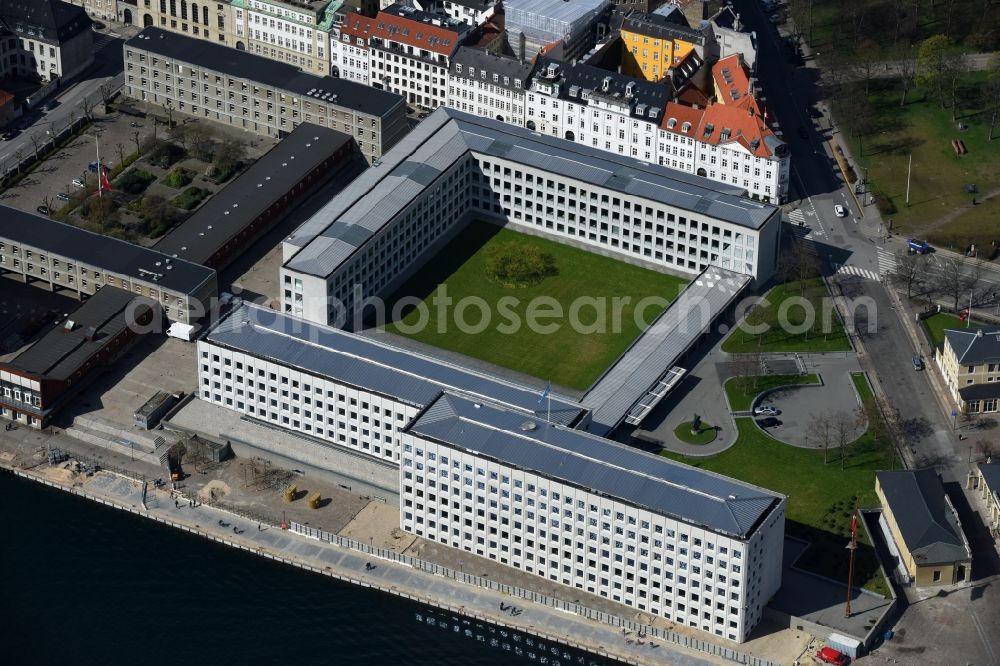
{"left": 972, "top": 611, "right": 997, "bottom": 666}
{"left": 877, "top": 249, "right": 897, "bottom": 276}
{"left": 832, "top": 263, "right": 881, "bottom": 281}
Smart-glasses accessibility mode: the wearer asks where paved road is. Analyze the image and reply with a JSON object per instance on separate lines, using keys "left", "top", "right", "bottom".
{"left": 0, "top": 32, "right": 125, "bottom": 175}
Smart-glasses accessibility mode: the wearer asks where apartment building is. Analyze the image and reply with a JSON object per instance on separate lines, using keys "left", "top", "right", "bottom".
{"left": 0, "top": 0, "right": 94, "bottom": 83}
{"left": 280, "top": 108, "right": 779, "bottom": 327}
{"left": 446, "top": 46, "right": 533, "bottom": 126}
{"left": 66, "top": 0, "right": 120, "bottom": 23}
{"left": 525, "top": 59, "right": 669, "bottom": 164}
{"left": 402, "top": 392, "right": 785, "bottom": 642}
{"left": 137, "top": 0, "right": 230, "bottom": 42}
{"left": 939, "top": 327, "right": 1000, "bottom": 415}
{"left": 334, "top": 5, "right": 472, "bottom": 109}
{"left": 229, "top": 0, "right": 337, "bottom": 75}
{"left": 0, "top": 205, "right": 218, "bottom": 324}
{"left": 618, "top": 7, "right": 704, "bottom": 83}
{"left": 197, "top": 301, "right": 585, "bottom": 464}
{"left": 123, "top": 28, "right": 409, "bottom": 161}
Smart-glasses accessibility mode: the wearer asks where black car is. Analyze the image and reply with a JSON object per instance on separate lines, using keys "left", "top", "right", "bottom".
{"left": 1, "top": 129, "right": 20, "bottom": 140}
{"left": 36, "top": 205, "right": 51, "bottom": 215}
{"left": 797, "top": 126, "right": 809, "bottom": 140}
{"left": 92, "top": 21, "right": 106, "bottom": 30}
{"left": 756, "top": 417, "right": 782, "bottom": 428}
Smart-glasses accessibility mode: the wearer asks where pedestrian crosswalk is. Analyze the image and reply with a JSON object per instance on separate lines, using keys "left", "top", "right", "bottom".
{"left": 787, "top": 209, "right": 805, "bottom": 225}
{"left": 877, "top": 248, "right": 897, "bottom": 277}
{"left": 786, "top": 207, "right": 824, "bottom": 238}
{"left": 832, "top": 263, "right": 881, "bottom": 281}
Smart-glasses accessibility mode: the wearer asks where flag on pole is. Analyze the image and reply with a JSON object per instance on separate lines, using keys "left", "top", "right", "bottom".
{"left": 99, "top": 165, "right": 113, "bottom": 193}
{"left": 537, "top": 381, "right": 551, "bottom": 405}
{"left": 850, "top": 512, "right": 858, "bottom": 538}
{"left": 959, "top": 308, "right": 969, "bottom": 322}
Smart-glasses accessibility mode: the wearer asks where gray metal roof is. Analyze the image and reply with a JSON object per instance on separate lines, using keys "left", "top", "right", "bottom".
{"left": 0, "top": 205, "right": 216, "bottom": 296}
{"left": 533, "top": 56, "right": 671, "bottom": 123}
{"left": 451, "top": 47, "right": 537, "bottom": 91}
{"left": 621, "top": 10, "right": 705, "bottom": 44}
{"left": 409, "top": 392, "right": 783, "bottom": 539}
{"left": 205, "top": 302, "right": 585, "bottom": 425}
{"left": 126, "top": 28, "right": 405, "bottom": 118}
{"left": 583, "top": 266, "right": 750, "bottom": 434}
{"left": 877, "top": 469, "right": 971, "bottom": 566}
{"left": 284, "top": 108, "right": 778, "bottom": 278}
{"left": 944, "top": 327, "right": 1000, "bottom": 365}
{"left": 978, "top": 461, "right": 1000, "bottom": 494}
{"left": 6, "top": 286, "right": 154, "bottom": 381}
{"left": 503, "top": 0, "right": 609, "bottom": 36}
{"left": 154, "top": 123, "right": 355, "bottom": 266}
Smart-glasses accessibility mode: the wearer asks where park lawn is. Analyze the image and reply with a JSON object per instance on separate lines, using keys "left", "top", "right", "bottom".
{"left": 384, "top": 223, "right": 688, "bottom": 391}
{"left": 920, "top": 312, "right": 965, "bottom": 349}
{"left": 844, "top": 74, "right": 1000, "bottom": 254}
{"left": 673, "top": 421, "right": 717, "bottom": 445}
{"left": 662, "top": 417, "right": 893, "bottom": 596}
{"left": 851, "top": 371, "right": 873, "bottom": 402}
{"left": 724, "top": 373, "right": 821, "bottom": 412}
{"left": 721, "top": 278, "right": 850, "bottom": 353}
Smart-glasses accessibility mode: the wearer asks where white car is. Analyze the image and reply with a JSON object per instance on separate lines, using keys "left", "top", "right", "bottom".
{"left": 834, "top": 204, "right": 847, "bottom": 217}
{"left": 754, "top": 405, "right": 780, "bottom": 416}
{"left": 72, "top": 177, "right": 85, "bottom": 188}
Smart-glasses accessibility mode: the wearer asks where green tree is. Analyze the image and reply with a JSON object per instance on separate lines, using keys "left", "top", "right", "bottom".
{"left": 213, "top": 139, "right": 246, "bottom": 177}
{"left": 138, "top": 194, "right": 175, "bottom": 234}
{"left": 917, "top": 35, "right": 952, "bottom": 109}
{"left": 85, "top": 194, "right": 119, "bottom": 227}
{"left": 484, "top": 241, "right": 555, "bottom": 287}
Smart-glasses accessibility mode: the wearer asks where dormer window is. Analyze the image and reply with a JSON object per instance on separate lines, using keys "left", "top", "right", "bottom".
{"left": 667, "top": 118, "right": 677, "bottom": 129}
{"left": 456, "top": 63, "right": 462, "bottom": 73}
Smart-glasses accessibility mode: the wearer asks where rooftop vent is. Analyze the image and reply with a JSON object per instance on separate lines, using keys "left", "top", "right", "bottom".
{"left": 521, "top": 420, "right": 538, "bottom": 432}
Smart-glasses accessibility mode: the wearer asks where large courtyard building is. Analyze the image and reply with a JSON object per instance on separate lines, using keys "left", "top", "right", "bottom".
{"left": 402, "top": 392, "right": 785, "bottom": 642}
{"left": 197, "top": 301, "right": 586, "bottom": 464}
{"left": 123, "top": 27, "right": 408, "bottom": 161}
{"left": 280, "top": 107, "right": 779, "bottom": 327}
{"left": 0, "top": 205, "right": 217, "bottom": 324}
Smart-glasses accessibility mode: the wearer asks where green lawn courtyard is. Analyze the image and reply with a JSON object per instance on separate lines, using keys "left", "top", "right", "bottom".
{"left": 920, "top": 312, "right": 967, "bottom": 349}
{"left": 383, "top": 223, "right": 688, "bottom": 390}
{"left": 721, "top": 278, "right": 851, "bottom": 353}
{"left": 665, "top": 374, "right": 894, "bottom": 596}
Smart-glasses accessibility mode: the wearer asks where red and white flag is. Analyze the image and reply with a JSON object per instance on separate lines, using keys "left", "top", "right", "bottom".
{"left": 99, "top": 165, "right": 113, "bottom": 192}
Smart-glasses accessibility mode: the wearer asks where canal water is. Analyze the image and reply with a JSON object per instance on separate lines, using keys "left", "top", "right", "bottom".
{"left": 0, "top": 472, "right": 620, "bottom": 665}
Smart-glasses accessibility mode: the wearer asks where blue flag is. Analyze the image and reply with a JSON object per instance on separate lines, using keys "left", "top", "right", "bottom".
{"left": 537, "top": 381, "right": 551, "bottom": 405}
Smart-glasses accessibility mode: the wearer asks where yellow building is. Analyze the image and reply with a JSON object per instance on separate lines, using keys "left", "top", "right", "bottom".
{"left": 876, "top": 469, "right": 972, "bottom": 587}
{"left": 619, "top": 10, "right": 704, "bottom": 82}
{"left": 971, "top": 461, "right": 1000, "bottom": 534}
{"left": 937, "top": 326, "right": 1000, "bottom": 414}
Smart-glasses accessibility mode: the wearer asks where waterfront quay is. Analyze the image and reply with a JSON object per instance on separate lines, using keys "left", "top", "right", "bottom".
{"left": 0, "top": 419, "right": 806, "bottom": 666}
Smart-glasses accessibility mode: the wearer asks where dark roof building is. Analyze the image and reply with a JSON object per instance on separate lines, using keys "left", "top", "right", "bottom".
{"left": 449, "top": 46, "right": 536, "bottom": 92}
{"left": 876, "top": 469, "right": 972, "bottom": 586}
{"left": 944, "top": 327, "right": 1000, "bottom": 365}
{"left": 154, "top": 123, "right": 359, "bottom": 269}
{"left": 0, "top": 286, "right": 156, "bottom": 428}
{"left": 621, "top": 7, "right": 704, "bottom": 45}
{"left": 0, "top": 0, "right": 91, "bottom": 46}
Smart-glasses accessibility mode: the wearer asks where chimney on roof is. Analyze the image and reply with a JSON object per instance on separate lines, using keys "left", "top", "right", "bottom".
{"left": 976, "top": 329, "right": 984, "bottom": 337}
{"left": 518, "top": 31, "right": 526, "bottom": 63}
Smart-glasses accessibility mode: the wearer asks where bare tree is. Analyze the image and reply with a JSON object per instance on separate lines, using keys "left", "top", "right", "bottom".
{"left": 40, "top": 195, "right": 53, "bottom": 215}
{"left": 892, "top": 250, "right": 925, "bottom": 297}
{"left": 29, "top": 133, "right": 42, "bottom": 160}
{"left": 13, "top": 148, "right": 24, "bottom": 174}
{"left": 131, "top": 130, "right": 142, "bottom": 155}
{"left": 936, "top": 256, "right": 976, "bottom": 310}
{"left": 80, "top": 96, "right": 95, "bottom": 122}
{"left": 854, "top": 40, "right": 881, "bottom": 98}
{"left": 977, "top": 438, "right": 995, "bottom": 461}
{"left": 945, "top": 53, "right": 970, "bottom": 122}
{"left": 99, "top": 82, "right": 114, "bottom": 108}
{"left": 807, "top": 412, "right": 835, "bottom": 464}
{"left": 162, "top": 100, "right": 174, "bottom": 129}
{"left": 115, "top": 142, "right": 126, "bottom": 167}
{"left": 834, "top": 410, "right": 854, "bottom": 469}
{"left": 897, "top": 49, "right": 917, "bottom": 107}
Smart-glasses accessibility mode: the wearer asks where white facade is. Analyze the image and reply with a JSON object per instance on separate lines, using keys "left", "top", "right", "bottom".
{"left": 439, "top": 0, "right": 494, "bottom": 25}
{"left": 369, "top": 40, "right": 451, "bottom": 109}
{"left": 197, "top": 340, "right": 418, "bottom": 463}
{"left": 447, "top": 70, "right": 525, "bottom": 125}
{"left": 331, "top": 29, "right": 370, "bottom": 82}
{"left": 675, "top": 131, "right": 789, "bottom": 204}
{"left": 232, "top": 0, "right": 334, "bottom": 75}
{"left": 400, "top": 422, "right": 786, "bottom": 643}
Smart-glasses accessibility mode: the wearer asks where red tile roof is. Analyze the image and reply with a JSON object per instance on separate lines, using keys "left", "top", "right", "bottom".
{"left": 698, "top": 102, "right": 776, "bottom": 158}
{"left": 370, "top": 9, "right": 464, "bottom": 56}
{"left": 711, "top": 54, "right": 752, "bottom": 106}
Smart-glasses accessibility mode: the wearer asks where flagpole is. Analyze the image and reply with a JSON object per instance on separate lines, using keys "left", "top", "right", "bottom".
{"left": 547, "top": 393, "right": 551, "bottom": 427}
{"left": 95, "top": 134, "right": 102, "bottom": 199}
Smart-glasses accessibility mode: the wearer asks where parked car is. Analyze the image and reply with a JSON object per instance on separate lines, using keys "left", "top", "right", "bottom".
{"left": 36, "top": 205, "right": 51, "bottom": 215}
{"left": 754, "top": 405, "right": 780, "bottom": 416}
{"left": 815, "top": 646, "right": 851, "bottom": 665}
{"left": 834, "top": 204, "right": 847, "bottom": 217}
{"left": 92, "top": 21, "right": 106, "bottom": 30}
{"left": 1, "top": 129, "right": 19, "bottom": 140}
{"left": 44, "top": 100, "right": 59, "bottom": 111}
{"left": 72, "top": 177, "right": 85, "bottom": 188}
{"left": 907, "top": 238, "right": 931, "bottom": 254}
{"left": 56, "top": 191, "right": 70, "bottom": 201}
{"left": 756, "top": 417, "right": 782, "bottom": 428}
{"left": 912, "top": 355, "right": 923, "bottom": 371}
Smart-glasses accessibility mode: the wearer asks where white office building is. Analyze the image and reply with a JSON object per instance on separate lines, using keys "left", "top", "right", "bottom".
{"left": 230, "top": 0, "right": 338, "bottom": 75}
{"left": 197, "top": 301, "right": 585, "bottom": 464}
{"left": 402, "top": 392, "right": 786, "bottom": 642}
{"left": 280, "top": 107, "right": 779, "bottom": 327}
